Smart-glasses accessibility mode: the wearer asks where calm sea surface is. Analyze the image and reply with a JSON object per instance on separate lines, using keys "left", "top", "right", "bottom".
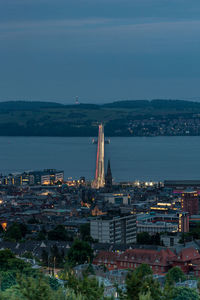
{"left": 0, "top": 136, "right": 200, "bottom": 182}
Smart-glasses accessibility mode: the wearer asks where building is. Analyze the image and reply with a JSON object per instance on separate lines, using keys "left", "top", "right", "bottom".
{"left": 164, "top": 180, "right": 200, "bottom": 189}
{"left": 93, "top": 247, "right": 200, "bottom": 275}
{"left": 137, "top": 212, "right": 189, "bottom": 233}
{"left": 105, "top": 160, "right": 112, "bottom": 192}
{"left": 181, "top": 191, "right": 199, "bottom": 215}
{"left": 103, "top": 193, "right": 130, "bottom": 205}
{"left": 90, "top": 214, "right": 136, "bottom": 244}
{"left": 92, "top": 124, "right": 105, "bottom": 189}
{"left": 30, "top": 169, "right": 64, "bottom": 185}
{"left": 0, "top": 169, "right": 64, "bottom": 186}
{"left": 137, "top": 221, "right": 178, "bottom": 234}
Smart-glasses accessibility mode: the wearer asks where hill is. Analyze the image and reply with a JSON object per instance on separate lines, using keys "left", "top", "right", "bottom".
{"left": 0, "top": 99, "right": 199, "bottom": 136}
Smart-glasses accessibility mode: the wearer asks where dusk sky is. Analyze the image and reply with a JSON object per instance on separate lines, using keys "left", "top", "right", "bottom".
{"left": 1, "top": 0, "right": 200, "bottom": 103}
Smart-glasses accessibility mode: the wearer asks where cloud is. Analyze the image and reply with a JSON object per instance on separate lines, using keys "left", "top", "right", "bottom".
{"left": 0, "top": 17, "right": 200, "bottom": 56}
{"left": 0, "top": 0, "right": 200, "bottom": 101}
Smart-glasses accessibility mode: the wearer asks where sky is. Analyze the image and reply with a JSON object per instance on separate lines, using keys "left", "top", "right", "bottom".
{"left": 0, "top": 0, "right": 200, "bottom": 104}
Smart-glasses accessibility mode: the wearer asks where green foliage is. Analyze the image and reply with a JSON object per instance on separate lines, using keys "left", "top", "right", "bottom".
{"left": 48, "top": 225, "right": 70, "bottom": 241}
{"left": 134, "top": 264, "right": 153, "bottom": 278}
{"left": 0, "top": 249, "right": 15, "bottom": 269}
{"left": 165, "top": 267, "right": 186, "bottom": 284}
{"left": 22, "top": 251, "right": 34, "bottom": 259}
{"left": 125, "top": 264, "right": 161, "bottom": 300}
{"left": 66, "top": 274, "right": 104, "bottom": 300}
{"left": 173, "top": 287, "right": 199, "bottom": 300}
{"left": 0, "top": 285, "right": 26, "bottom": 300}
{"left": 67, "top": 239, "right": 93, "bottom": 267}
{"left": 137, "top": 232, "right": 161, "bottom": 245}
{"left": 80, "top": 223, "right": 91, "bottom": 242}
{"left": 0, "top": 249, "right": 30, "bottom": 272}
{"left": 51, "top": 245, "right": 65, "bottom": 268}
{"left": 162, "top": 281, "right": 176, "bottom": 300}
{"left": 139, "top": 291, "right": 153, "bottom": 300}
{"left": 4, "top": 223, "right": 28, "bottom": 241}
{"left": 16, "top": 275, "right": 54, "bottom": 300}
{"left": 49, "top": 276, "right": 61, "bottom": 291}
{"left": 0, "top": 271, "right": 16, "bottom": 291}
{"left": 82, "top": 264, "right": 95, "bottom": 276}
{"left": 139, "top": 276, "right": 162, "bottom": 300}
{"left": 37, "top": 231, "right": 47, "bottom": 241}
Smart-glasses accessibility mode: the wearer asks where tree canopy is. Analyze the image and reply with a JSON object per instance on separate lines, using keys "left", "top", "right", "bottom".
{"left": 165, "top": 267, "right": 186, "bottom": 284}
{"left": 67, "top": 239, "right": 93, "bottom": 267}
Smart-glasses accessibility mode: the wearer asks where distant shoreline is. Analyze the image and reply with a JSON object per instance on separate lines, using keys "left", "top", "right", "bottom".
{"left": 0, "top": 99, "right": 200, "bottom": 137}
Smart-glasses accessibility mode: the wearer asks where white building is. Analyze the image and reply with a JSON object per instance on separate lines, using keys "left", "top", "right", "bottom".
{"left": 137, "top": 221, "right": 178, "bottom": 234}
{"left": 90, "top": 214, "right": 136, "bottom": 244}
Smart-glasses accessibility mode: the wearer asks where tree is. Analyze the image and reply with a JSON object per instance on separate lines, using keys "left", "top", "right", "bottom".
{"left": 134, "top": 264, "right": 153, "bottom": 278}
{"left": 22, "top": 252, "right": 34, "bottom": 259}
{"left": 50, "top": 245, "right": 64, "bottom": 268}
{"left": 173, "top": 287, "right": 199, "bottom": 300}
{"left": 67, "top": 274, "right": 104, "bottom": 300}
{"left": 139, "top": 291, "right": 153, "bottom": 300}
{"left": 48, "top": 225, "right": 69, "bottom": 241}
{"left": 37, "top": 231, "right": 46, "bottom": 241}
{"left": 0, "top": 285, "right": 26, "bottom": 300}
{"left": 48, "top": 277, "right": 61, "bottom": 291}
{"left": 140, "top": 276, "right": 162, "bottom": 300}
{"left": 137, "top": 232, "right": 161, "bottom": 245}
{"left": 67, "top": 240, "right": 93, "bottom": 266}
{"left": 0, "top": 271, "right": 16, "bottom": 291}
{"left": 126, "top": 271, "right": 142, "bottom": 300}
{"left": 16, "top": 275, "right": 54, "bottom": 300}
{"left": 80, "top": 223, "right": 91, "bottom": 242}
{"left": 41, "top": 249, "right": 49, "bottom": 267}
{"left": 165, "top": 267, "right": 186, "bottom": 284}
{"left": 125, "top": 264, "right": 161, "bottom": 300}
{"left": 162, "top": 281, "right": 176, "bottom": 300}
{"left": 137, "top": 232, "right": 151, "bottom": 245}
{"left": 4, "top": 223, "right": 28, "bottom": 241}
{"left": 0, "top": 249, "right": 15, "bottom": 270}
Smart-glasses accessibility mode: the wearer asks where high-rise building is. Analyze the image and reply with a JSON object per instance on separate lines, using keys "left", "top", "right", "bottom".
{"left": 92, "top": 124, "right": 105, "bottom": 188}
{"left": 105, "top": 159, "right": 112, "bottom": 192}
{"left": 90, "top": 214, "right": 136, "bottom": 244}
{"left": 181, "top": 191, "right": 199, "bottom": 215}
{"left": 177, "top": 211, "right": 189, "bottom": 233}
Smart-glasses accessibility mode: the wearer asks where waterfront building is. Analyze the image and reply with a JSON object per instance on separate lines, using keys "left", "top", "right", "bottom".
{"left": 0, "top": 169, "right": 64, "bottom": 186}
{"left": 164, "top": 180, "right": 200, "bottom": 190}
{"left": 90, "top": 214, "right": 136, "bottom": 244}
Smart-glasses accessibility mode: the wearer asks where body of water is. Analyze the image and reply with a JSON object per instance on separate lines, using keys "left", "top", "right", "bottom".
{"left": 0, "top": 136, "right": 200, "bottom": 182}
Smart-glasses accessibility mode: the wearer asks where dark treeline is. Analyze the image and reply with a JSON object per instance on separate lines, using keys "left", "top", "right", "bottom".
{"left": 0, "top": 99, "right": 199, "bottom": 136}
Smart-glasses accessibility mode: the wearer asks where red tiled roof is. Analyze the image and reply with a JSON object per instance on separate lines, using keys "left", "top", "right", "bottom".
{"left": 117, "top": 248, "right": 176, "bottom": 266}
{"left": 170, "top": 247, "right": 200, "bottom": 262}
{"left": 93, "top": 251, "right": 118, "bottom": 264}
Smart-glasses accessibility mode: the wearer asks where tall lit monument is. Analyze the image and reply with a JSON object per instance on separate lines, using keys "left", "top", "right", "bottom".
{"left": 92, "top": 124, "right": 105, "bottom": 188}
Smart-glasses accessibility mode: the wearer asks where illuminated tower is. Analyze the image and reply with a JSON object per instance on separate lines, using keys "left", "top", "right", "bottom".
{"left": 92, "top": 124, "right": 105, "bottom": 189}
